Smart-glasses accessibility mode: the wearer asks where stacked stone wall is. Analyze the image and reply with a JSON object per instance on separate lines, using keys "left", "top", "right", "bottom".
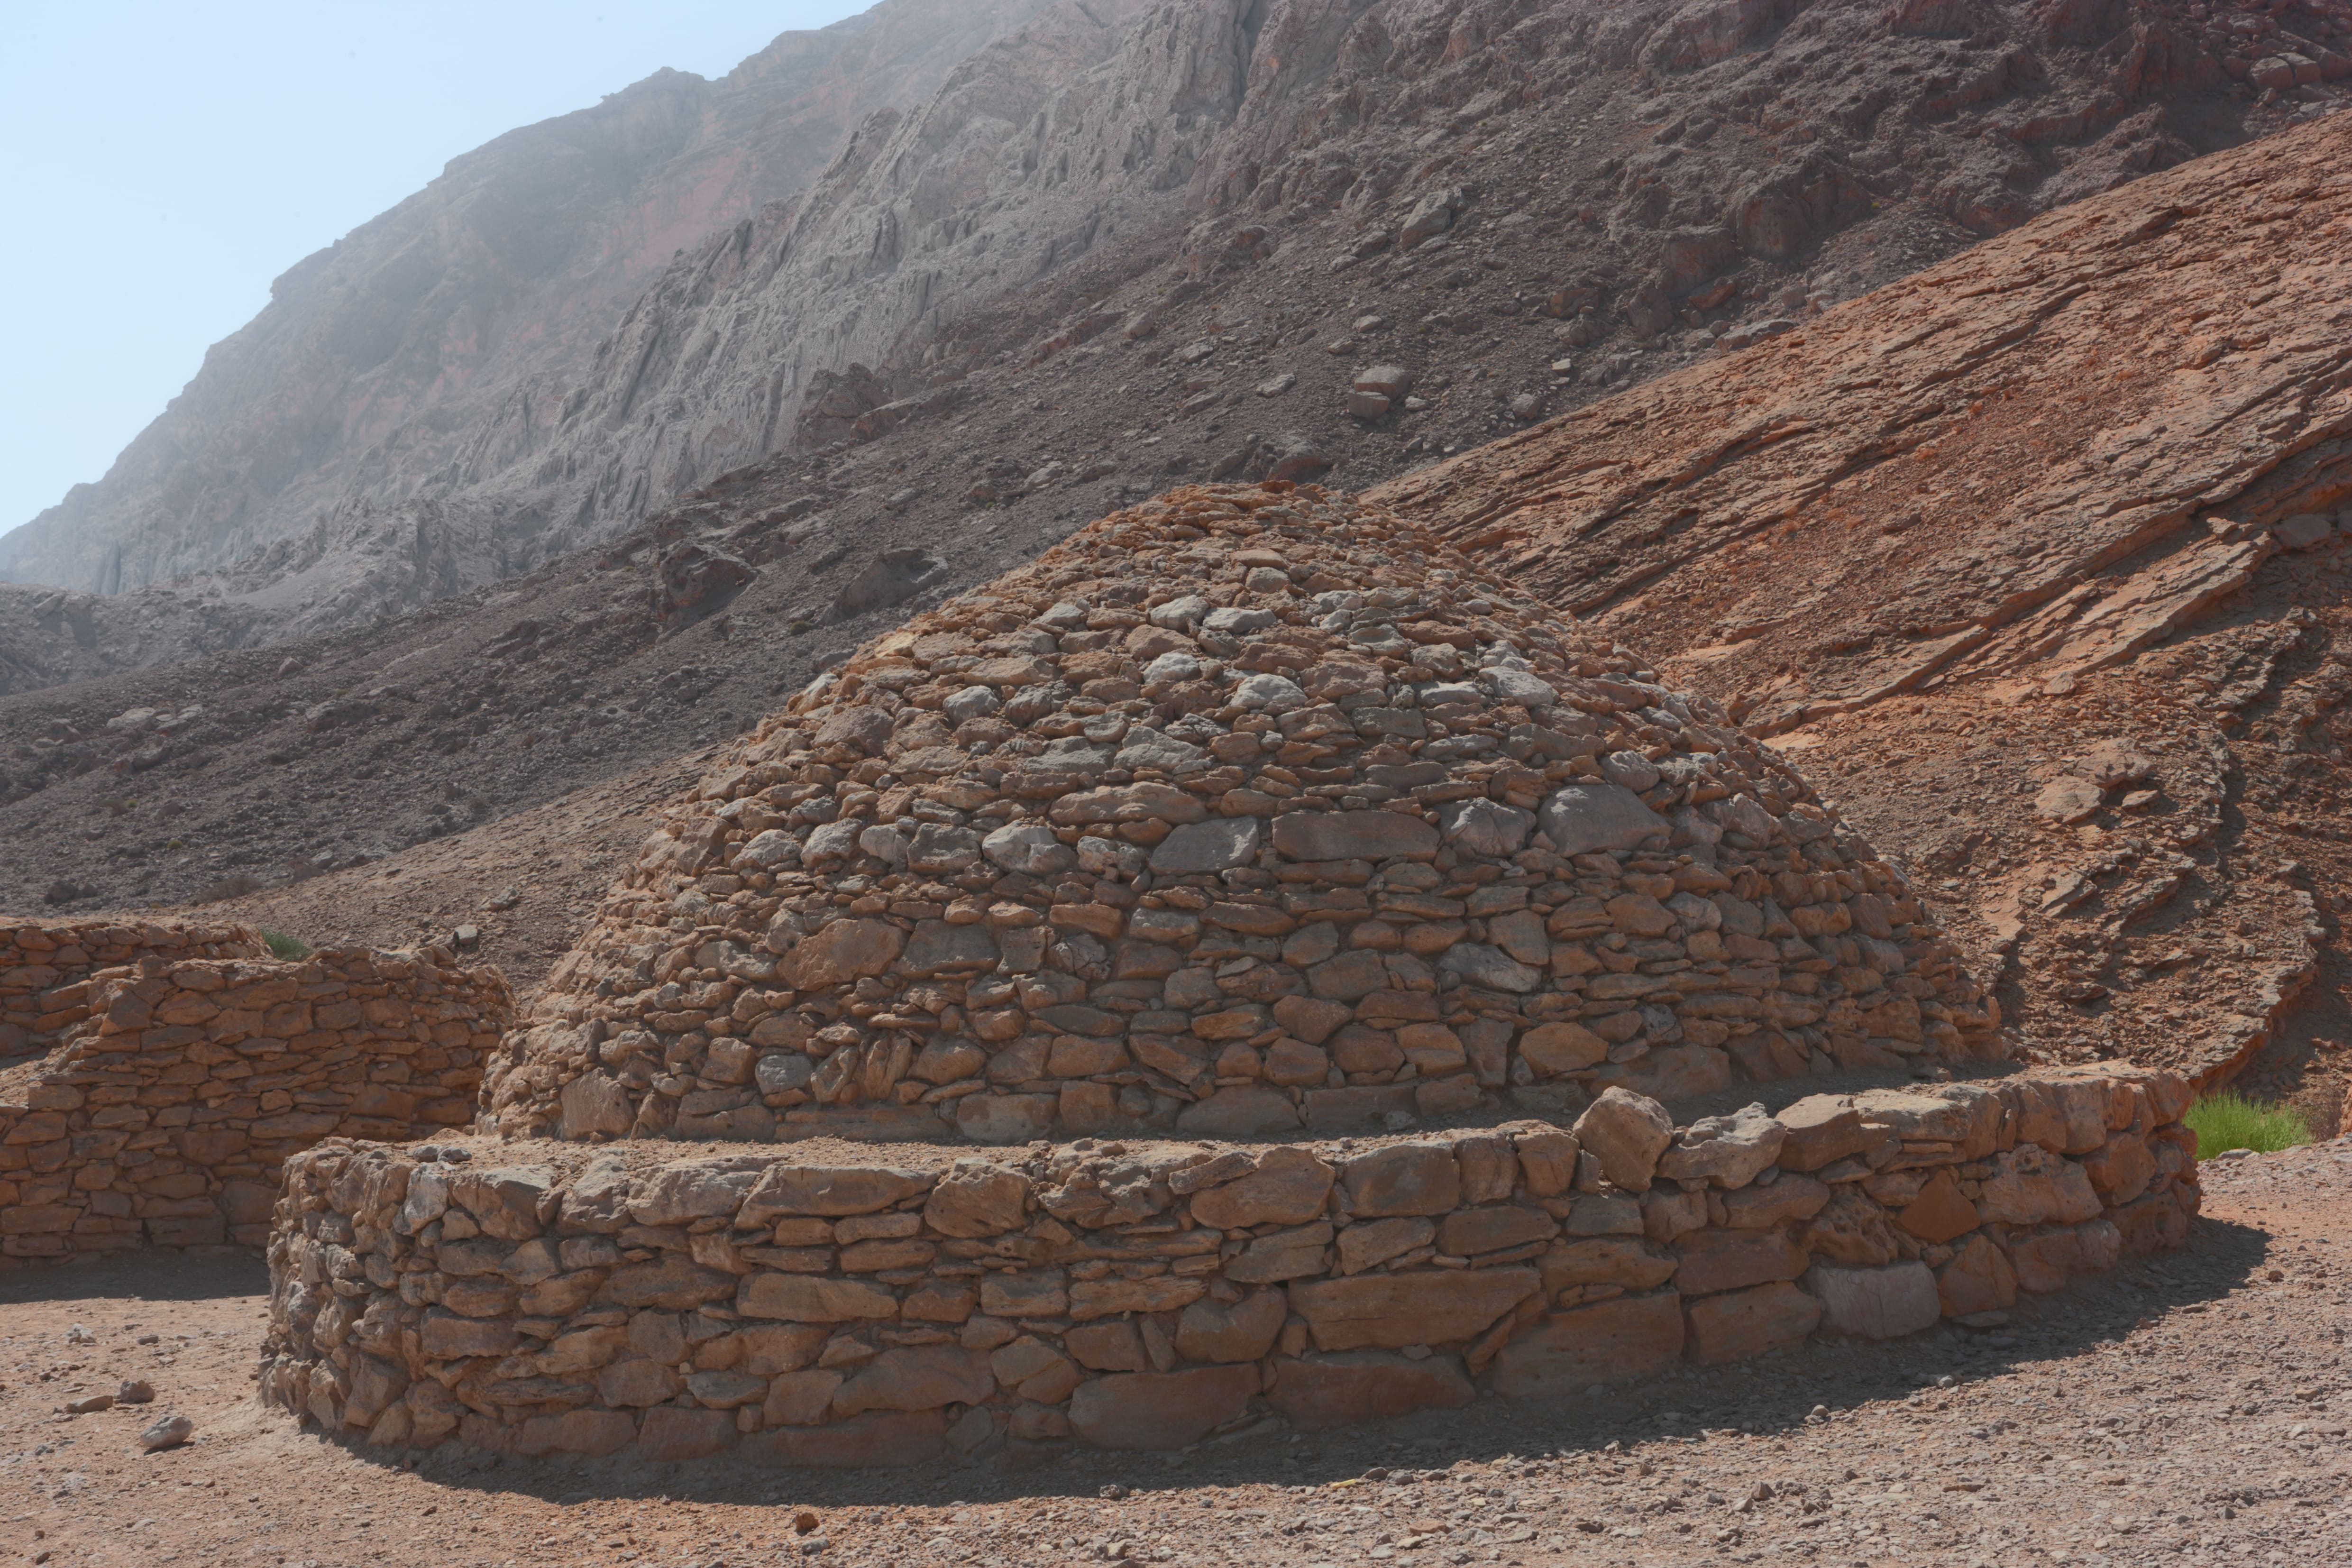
{"left": 0, "top": 918, "right": 266, "bottom": 1056}
{"left": 0, "top": 946, "right": 513, "bottom": 1263}
{"left": 484, "top": 484, "right": 2004, "bottom": 1149}
{"left": 263, "top": 1063, "right": 2195, "bottom": 1462}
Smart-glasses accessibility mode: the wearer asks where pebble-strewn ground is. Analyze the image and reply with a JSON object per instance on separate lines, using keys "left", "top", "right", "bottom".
{"left": 4, "top": 1143, "right": 2345, "bottom": 1567}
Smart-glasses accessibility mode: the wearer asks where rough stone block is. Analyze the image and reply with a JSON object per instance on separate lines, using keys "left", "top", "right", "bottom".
{"left": 1067, "top": 1366, "right": 1257, "bottom": 1449}
{"left": 1804, "top": 1261, "right": 1940, "bottom": 1339}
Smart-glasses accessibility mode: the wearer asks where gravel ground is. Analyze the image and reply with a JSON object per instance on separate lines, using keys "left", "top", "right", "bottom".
{"left": 3, "top": 1142, "right": 2347, "bottom": 1568}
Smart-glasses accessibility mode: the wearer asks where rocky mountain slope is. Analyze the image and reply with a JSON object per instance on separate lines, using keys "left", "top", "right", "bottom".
{"left": 3, "top": 3, "right": 2351, "bottom": 1124}
{"left": 1376, "top": 110, "right": 2352, "bottom": 1119}
{"left": 5, "top": 0, "right": 2340, "bottom": 692}
{"left": 0, "top": 0, "right": 1062, "bottom": 600}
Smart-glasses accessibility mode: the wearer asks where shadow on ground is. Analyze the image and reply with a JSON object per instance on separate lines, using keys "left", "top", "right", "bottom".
{"left": 0, "top": 1247, "right": 265, "bottom": 1308}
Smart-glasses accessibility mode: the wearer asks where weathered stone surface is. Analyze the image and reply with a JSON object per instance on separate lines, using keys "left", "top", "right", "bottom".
{"left": 1149, "top": 818, "right": 1261, "bottom": 873}
{"left": 1177, "top": 1085, "right": 1302, "bottom": 1137}
{"left": 1977, "top": 1146, "right": 2105, "bottom": 1227}
{"left": 1937, "top": 1233, "right": 2019, "bottom": 1317}
{"left": 636, "top": 1406, "right": 737, "bottom": 1462}
{"left": 1538, "top": 1237, "right": 1678, "bottom": 1293}
{"left": 1066, "top": 1366, "right": 1257, "bottom": 1449}
{"left": 1805, "top": 1261, "right": 1940, "bottom": 1339}
{"left": 923, "top": 1161, "right": 1031, "bottom": 1237}
{"left": 1519, "top": 1020, "right": 1607, "bottom": 1076}
{"left": 1897, "top": 1169, "right": 1981, "bottom": 1244}
{"left": 1671, "top": 1228, "right": 1809, "bottom": 1296}
{"left": 1684, "top": 1281, "right": 1822, "bottom": 1364}
{"left": 1656, "top": 1103, "right": 1786, "bottom": 1189}
{"left": 1342, "top": 1143, "right": 1461, "bottom": 1216}
{"left": 1489, "top": 1294, "right": 1686, "bottom": 1396}
{"left": 831, "top": 1346, "right": 994, "bottom": 1415}
{"left": 738, "top": 1275, "right": 901, "bottom": 1322}
{"left": 1271, "top": 811, "right": 1439, "bottom": 862}
{"left": 780, "top": 919, "right": 905, "bottom": 987}
{"left": 741, "top": 1164, "right": 931, "bottom": 1220}
{"left": 1573, "top": 1088, "right": 1675, "bottom": 1192}
{"left": 1436, "top": 1205, "right": 1556, "bottom": 1257}
{"left": 1290, "top": 1268, "right": 1538, "bottom": 1351}
{"left": 1539, "top": 785, "right": 1669, "bottom": 856}
{"left": 1775, "top": 1096, "right": 1875, "bottom": 1171}
{"left": 1268, "top": 1352, "right": 1475, "bottom": 1429}
{"left": 603, "top": 1257, "right": 740, "bottom": 1309}
{"left": 1174, "top": 1290, "right": 1288, "bottom": 1364}
{"left": 1187, "top": 1147, "right": 1334, "bottom": 1229}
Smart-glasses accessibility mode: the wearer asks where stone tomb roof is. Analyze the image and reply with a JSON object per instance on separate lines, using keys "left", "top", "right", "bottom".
{"left": 482, "top": 482, "right": 2002, "bottom": 1147}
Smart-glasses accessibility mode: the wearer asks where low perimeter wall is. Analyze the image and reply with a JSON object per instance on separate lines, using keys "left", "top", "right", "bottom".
{"left": 1, "top": 946, "right": 514, "bottom": 1263}
{"left": 1, "top": 918, "right": 266, "bottom": 1056}
{"left": 262, "top": 1063, "right": 2196, "bottom": 1461}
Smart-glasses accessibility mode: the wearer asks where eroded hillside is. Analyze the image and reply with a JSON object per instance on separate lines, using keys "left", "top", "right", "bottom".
{"left": 5, "top": 0, "right": 2338, "bottom": 687}
{"left": 1375, "top": 111, "right": 2352, "bottom": 1120}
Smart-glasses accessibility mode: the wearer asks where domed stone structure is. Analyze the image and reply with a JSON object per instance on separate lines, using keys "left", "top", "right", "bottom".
{"left": 483, "top": 482, "right": 2002, "bottom": 1146}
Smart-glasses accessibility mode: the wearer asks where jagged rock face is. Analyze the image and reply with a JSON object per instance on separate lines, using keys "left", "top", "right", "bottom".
{"left": 5, "top": 0, "right": 2315, "bottom": 657}
{"left": 0, "top": 0, "right": 1064, "bottom": 600}
{"left": 483, "top": 483, "right": 2001, "bottom": 1145}
{"left": 1373, "top": 113, "right": 2352, "bottom": 1100}
{"left": 0, "top": 582, "right": 270, "bottom": 698}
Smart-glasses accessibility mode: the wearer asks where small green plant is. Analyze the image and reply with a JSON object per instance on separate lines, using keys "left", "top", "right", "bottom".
{"left": 260, "top": 928, "right": 312, "bottom": 961}
{"left": 2184, "top": 1091, "right": 2313, "bottom": 1157}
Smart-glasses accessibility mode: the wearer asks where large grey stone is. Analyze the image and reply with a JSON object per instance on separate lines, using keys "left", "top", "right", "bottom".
{"left": 1438, "top": 797, "right": 1534, "bottom": 856}
{"left": 1271, "top": 810, "right": 1439, "bottom": 862}
{"left": 982, "top": 823, "right": 1076, "bottom": 875}
{"left": 1539, "top": 784, "right": 1670, "bottom": 856}
{"left": 906, "top": 824, "right": 983, "bottom": 874}
{"left": 900, "top": 919, "right": 1000, "bottom": 976}
{"left": 1115, "top": 726, "right": 1206, "bottom": 770}
{"left": 1804, "top": 1261, "right": 1941, "bottom": 1339}
{"left": 1150, "top": 818, "right": 1261, "bottom": 873}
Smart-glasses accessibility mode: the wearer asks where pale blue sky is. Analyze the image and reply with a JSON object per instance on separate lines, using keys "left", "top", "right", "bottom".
{"left": 0, "top": 1, "right": 867, "bottom": 542}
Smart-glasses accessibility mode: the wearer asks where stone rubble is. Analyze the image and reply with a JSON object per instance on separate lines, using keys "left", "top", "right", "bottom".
{"left": 483, "top": 482, "right": 2004, "bottom": 1149}
{"left": 263, "top": 1061, "right": 2197, "bottom": 1459}
{"left": 0, "top": 940, "right": 513, "bottom": 1263}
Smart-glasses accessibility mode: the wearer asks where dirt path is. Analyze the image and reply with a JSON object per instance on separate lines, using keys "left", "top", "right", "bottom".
{"left": 3, "top": 1145, "right": 2347, "bottom": 1568}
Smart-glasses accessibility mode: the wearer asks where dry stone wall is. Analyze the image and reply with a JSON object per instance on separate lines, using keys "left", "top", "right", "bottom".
{"left": 0, "top": 946, "right": 513, "bottom": 1263}
{"left": 483, "top": 483, "right": 2004, "bottom": 1148}
{"left": 264, "top": 1063, "right": 2196, "bottom": 1461}
{"left": 1, "top": 918, "right": 266, "bottom": 1057}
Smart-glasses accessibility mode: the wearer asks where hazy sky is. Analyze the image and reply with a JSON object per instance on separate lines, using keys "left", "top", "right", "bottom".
{"left": 0, "top": 0, "right": 868, "bottom": 541}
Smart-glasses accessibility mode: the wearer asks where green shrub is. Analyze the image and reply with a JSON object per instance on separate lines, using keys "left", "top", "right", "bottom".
{"left": 260, "top": 928, "right": 311, "bottom": 961}
{"left": 2184, "top": 1091, "right": 2313, "bottom": 1157}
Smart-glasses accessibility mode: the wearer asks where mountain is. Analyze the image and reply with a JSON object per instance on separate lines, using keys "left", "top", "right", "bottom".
{"left": 1374, "top": 109, "right": 2352, "bottom": 1120}
{"left": 0, "top": 0, "right": 1062, "bottom": 599}
{"left": 5, "top": 0, "right": 2330, "bottom": 688}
